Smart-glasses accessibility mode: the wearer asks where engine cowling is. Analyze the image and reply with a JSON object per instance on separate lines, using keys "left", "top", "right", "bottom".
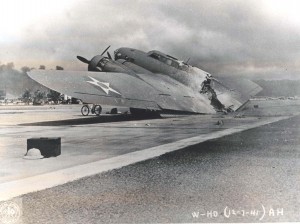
{"left": 87, "top": 55, "right": 104, "bottom": 71}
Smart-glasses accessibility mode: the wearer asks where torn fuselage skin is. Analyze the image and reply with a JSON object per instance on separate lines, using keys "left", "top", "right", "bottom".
{"left": 200, "top": 76, "right": 233, "bottom": 113}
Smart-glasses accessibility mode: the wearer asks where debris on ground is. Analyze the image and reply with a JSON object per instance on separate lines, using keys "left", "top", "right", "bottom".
{"left": 216, "top": 120, "right": 224, "bottom": 126}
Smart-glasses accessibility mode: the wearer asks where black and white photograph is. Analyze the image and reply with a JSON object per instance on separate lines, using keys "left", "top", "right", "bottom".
{"left": 0, "top": 0, "right": 299, "bottom": 223}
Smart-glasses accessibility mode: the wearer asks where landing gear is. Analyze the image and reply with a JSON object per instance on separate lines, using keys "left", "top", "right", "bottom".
{"left": 81, "top": 105, "right": 90, "bottom": 116}
{"left": 92, "top": 105, "right": 102, "bottom": 116}
{"left": 81, "top": 104, "right": 102, "bottom": 116}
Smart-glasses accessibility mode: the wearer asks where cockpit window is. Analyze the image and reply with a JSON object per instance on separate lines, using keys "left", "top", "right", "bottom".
{"left": 149, "top": 53, "right": 179, "bottom": 69}
{"left": 149, "top": 53, "right": 160, "bottom": 60}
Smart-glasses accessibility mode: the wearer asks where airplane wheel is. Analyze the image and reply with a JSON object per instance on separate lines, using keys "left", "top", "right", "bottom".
{"left": 81, "top": 105, "right": 90, "bottom": 116}
{"left": 110, "top": 108, "right": 118, "bottom": 114}
{"left": 94, "top": 105, "right": 102, "bottom": 116}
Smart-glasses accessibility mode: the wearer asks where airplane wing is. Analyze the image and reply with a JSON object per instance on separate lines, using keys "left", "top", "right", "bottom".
{"left": 212, "top": 77, "right": 263, "bottom": 110}
{"left": 215, "top": 77, "right": 263, "bottom": 101}
{"left": 28, "top": 70, "right": 215, "bottom": 114}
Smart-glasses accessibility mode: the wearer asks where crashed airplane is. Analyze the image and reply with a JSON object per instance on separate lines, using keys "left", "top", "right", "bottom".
{"left": 28, "top": 46, "right": 262, "bottom": 116}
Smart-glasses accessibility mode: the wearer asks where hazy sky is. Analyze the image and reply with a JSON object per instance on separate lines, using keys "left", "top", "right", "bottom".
{"left": 1, "top": 0, "right": 300, "bottom": 79}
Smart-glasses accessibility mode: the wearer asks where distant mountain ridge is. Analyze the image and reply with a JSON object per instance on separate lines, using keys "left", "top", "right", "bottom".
{"left": 254, "top": 79, "right": 300, "bottom": 97}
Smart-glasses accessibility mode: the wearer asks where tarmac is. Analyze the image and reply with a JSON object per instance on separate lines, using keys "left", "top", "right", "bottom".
{"left": 0, "top": 103, "right": 299, "bottom": 223}
{"left": 19, "top": 115, "right": 300, "bottom": 223}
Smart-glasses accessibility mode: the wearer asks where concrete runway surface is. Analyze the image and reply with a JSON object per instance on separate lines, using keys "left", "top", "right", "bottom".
{"left": 0, "top": 104, "right": 299, "bottom": 223}
{"left": 17, "top": 115, "right": 300, "bottom": 223}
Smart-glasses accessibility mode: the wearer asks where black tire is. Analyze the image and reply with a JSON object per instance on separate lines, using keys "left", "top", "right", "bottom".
{"left": 81, "top": 105, "right": 90, "bottom": 116}
{"left": 94, "top": 105, "right": 102, "bottom": 116}
{"left": 110, "top": 108, "right": 118, "bottom": 114}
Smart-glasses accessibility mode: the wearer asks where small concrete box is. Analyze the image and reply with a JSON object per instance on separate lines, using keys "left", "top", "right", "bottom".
{"left": 27, "top": 137, "right": 61, "bottom": 158}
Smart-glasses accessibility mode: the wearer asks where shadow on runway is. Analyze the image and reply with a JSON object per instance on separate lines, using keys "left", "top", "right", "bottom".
{"left": 20, "top": 114, "right": 162, "bottom": 126}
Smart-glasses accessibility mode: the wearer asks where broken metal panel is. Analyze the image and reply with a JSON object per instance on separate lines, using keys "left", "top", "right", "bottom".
{"left": 215, "top": 77, "right": 263, "bottom": 102}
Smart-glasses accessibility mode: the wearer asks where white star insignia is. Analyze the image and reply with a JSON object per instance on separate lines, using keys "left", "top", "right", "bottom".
{"left": 86, "top": 76, "right": 121, "bottom": 95}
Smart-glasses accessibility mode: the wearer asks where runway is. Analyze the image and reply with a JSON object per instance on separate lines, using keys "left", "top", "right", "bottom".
{"left": 16, "top": 115, "right": 300, "bottom": 223}
{"left": 0, "top": 104, "right": 299, "bottom": 222}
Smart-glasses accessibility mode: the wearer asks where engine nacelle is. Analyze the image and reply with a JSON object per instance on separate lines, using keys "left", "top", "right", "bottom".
{"left": 86, "top": 55, "right": 153, "bottom": 76}
{"left": 87, "top": 55, "right": 103, "bottom": 71}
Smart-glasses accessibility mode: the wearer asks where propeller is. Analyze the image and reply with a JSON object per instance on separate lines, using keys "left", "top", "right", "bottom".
{"left": 76, "top": 45, "right": 112, "bottom": 71}
{"left": 76, "top": 56, "right": 90, "bottom": 64}
{"left": 107, "top": 51, "right": 112, "bottom": 60}
{"left": 76, "top": 55, "right": 101, "bottom": 71}
{"left": 102, "top": 45, "right": 113, "bottom": 60}
{"left": 100, "top": 45, "right": 111, "bottom": 56}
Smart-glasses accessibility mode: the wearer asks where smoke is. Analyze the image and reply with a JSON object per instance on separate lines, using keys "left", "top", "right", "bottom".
{"left": 0, "top": 63, "right": 57, "bottom": 97}
{"left": 1, "top": 0, "right": 300, "bottom": 79}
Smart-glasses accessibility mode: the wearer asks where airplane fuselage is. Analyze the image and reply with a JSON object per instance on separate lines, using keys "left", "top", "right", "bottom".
{"left": 94, "top": 47, "right": 243, "bottom": 111}
{"left": 28, "top": 46, "right": 263, "bottom": 115}
{"left": 113, "top": 48, "right": 208, "bottom": 91}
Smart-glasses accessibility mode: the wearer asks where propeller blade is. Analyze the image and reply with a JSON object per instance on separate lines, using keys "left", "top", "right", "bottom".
{"left": 107, "top": 51, "right": 112, "bottom": 60}
{"left": 77, "top": 56, "right": 90, "bottom": 64}
{"left": 100, "top": 45, "right": 111, "bottom": 56}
